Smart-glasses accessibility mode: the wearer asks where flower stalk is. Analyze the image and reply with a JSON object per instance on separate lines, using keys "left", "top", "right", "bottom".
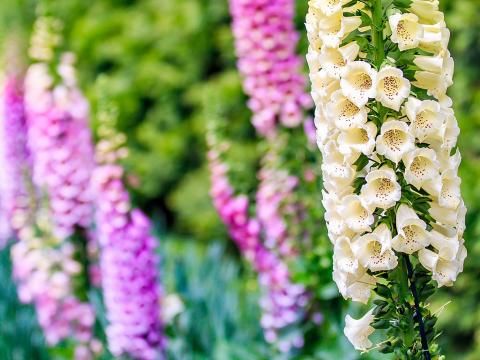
{"left": 306, "top": 0, "right": 466, "bottom": 357}
{"left": 404, "top": 254, "right": 431, "bottom": 360}
{"left": 372, "top": 0, "right": 385, "bottom": 67}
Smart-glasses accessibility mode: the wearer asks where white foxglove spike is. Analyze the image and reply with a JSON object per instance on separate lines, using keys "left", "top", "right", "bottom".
{"left": 306, "top": 0, "right": 465, "bottom": 352}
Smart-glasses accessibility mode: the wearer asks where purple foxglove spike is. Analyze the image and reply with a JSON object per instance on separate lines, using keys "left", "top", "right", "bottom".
{"left": 93, "top": 164, "right": 165, "bottom": 360}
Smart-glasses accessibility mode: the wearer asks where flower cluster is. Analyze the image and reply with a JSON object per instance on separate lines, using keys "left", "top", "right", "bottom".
{"left": 229, "top": 0, "right": 311, "bottom": 136}
{"left": 5, "top": 15, "right": 100, "bottom": 358}
{"left": 306, "top": 0, "right": 465, "bottom": 351}
{"left": 93, "top": 102, "right": 165, "bottom": 360}
{"left": 0, "top": 76, "right": 31, "bottom": 240}
{"left": 208, "top": 142, "right": 307, "bottom": 353}
{"left": 11, "top": 207, "right": 99, "bottom": 358}
{"left": 25, "top": 53, "right": 94, "bottom": 239}
{"left": 257, "top": 149, "right": 300, "bottom": 259}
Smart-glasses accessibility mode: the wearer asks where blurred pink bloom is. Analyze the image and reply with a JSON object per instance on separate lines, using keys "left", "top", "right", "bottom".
{"left": 93, "top": 162, "right": 165, "bottom": 360}
{"left": 229, "top": 0, "right": 312, "bottom": 136}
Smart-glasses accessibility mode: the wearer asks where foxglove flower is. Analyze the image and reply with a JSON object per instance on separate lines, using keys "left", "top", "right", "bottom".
{"left": 0, "top": 76, "right": 31, "bottom": 240}
{"left": 208, "top": 142, "right": 307, "bottom": 353}
{"left": 344, "top": 309, "right": 375, "bottom": 351}
{"left": 307, "top": 0, "right": 465, "bottom": 356}
{"left": 257, "top": 153, "right": 299, "bottom": 258}
{"left": 25, "top": 55, "right": 94, "bottom": 239}
{"left": 229, "top": 0, "right": 311, "bottom": 136}
{"left": 10, "top": 15, "right": 99, "bottom": 358}
{"left": 93, "top": 102, "right": 165, "bottom": 360}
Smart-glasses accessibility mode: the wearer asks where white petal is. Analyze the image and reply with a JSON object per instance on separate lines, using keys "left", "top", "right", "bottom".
{"left": 429, "top": 224, "right": 459, "bottom": 261}
{"left": 341, "top": 194, "right": 375, "bottom": 232}
{"left": 326, "top": 90, "right": 368, "bottom": 129}
{"left": 376, "top": 119, "right": 415, "bottom": 163}
{"left": 404, "top": 97, "right": 445, "bottom": 142}
{"left": 344, "top": 309, "right": 375, "bottom": 351}
{"left": 340, "top": 61, "right": 378, "bottom": 107}
{"left": 338, "top": 122, "right": 377, "bottom": 156}
{"left": 361, "top": 167, "right": 401, "bottom": 210}
{"left": 376, "top": 66, "right": 411, "bottom": 111}
{"left": 403, "top": 148, "right": 440, "bottom": 191}
{"left": 389, "top": 13, "right": 423, "bottom": 51}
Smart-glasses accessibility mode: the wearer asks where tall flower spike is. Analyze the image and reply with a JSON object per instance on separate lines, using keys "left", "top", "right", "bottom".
{"left": 92, "top": 95, "right": 165, "bottom": 360}
{"left": 257, "top": 147, "right": 300, "bottom": 258}
{"left": 207, "top": 129, "right": 308, "bottom": 353}
{"left": 0, "top": 76, "right": 31, "bottom": 243}
{"left": 16, "top": 14, "right": 100, "bottom": 358}
{"left": 25, "top": 52, "right": 94, "bottom": 239}
{"left": 307, "top": 0, "right": 465, "bottom": 357}
{"left": 229, "top": 0, "right": 312, "bottom": 136}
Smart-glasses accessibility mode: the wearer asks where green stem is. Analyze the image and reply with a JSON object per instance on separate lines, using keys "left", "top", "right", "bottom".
{"left": 404, "top": 255, "right": 432, "bottom": 360}
{"left": 372, "top": 0, "right": 385, "bottom": 68}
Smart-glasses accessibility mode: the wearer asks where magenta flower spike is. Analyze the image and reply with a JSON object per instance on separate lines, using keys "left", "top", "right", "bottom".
{"left": 92, "top": 99, "right": 165, "bottom": 360}
{"left": 229, "top": 0, "right": 312, "bottom": 136}
{"left": 6, "top": 16, "right": 100, "bottom": 358}
{"left": 0, "top": 76, "right": 31, "bottom": 244}
{"left": 25, "top": 54, "right": 94, "bottom": 239}
{"left": 208, "top": 146, "right": 307, "bottom": 352}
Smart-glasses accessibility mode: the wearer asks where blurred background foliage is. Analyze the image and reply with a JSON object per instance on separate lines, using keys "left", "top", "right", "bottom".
{"left": 0, "top": 0, "right": 479, "bottom": 359}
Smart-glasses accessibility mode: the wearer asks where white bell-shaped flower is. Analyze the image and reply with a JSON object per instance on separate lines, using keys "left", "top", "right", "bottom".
{"left": 376, "top": 119, "right": 415, "bottom": 163}
{"left": 429, "top": 223, "right": 460, "bottom": 261}
{"left": 413, "top": 51, "right": 454, "bottom": 99}
{"left": 438, "top": 169, "right": 461, "bottom": 209}
{"left": 361, "top": 166, "right": 401, "bottom": 210}
{"left": 436, "top": 147, "right": 460, "bottom": 174}
{"left": 316, "top": 118, "right": 334, "bottom": 148}
{"left": 326, "top": 90, "right": 369, "bottom": 130}
{"left": 311, "top": 0, "right": 349, "bottom": 16}
{"left": 344, "top": 309, "right": 375, "bottom": 351}
{"left": 403, "top": 148, "right": 440, "bottom": 191}
{"left": 318, "top": 11, "right": 362, "bottom": 48}
{"left": 305, "top": 12, "right": 323, "bottom": 50}
{"left": 337, "top": 122, "right": 377, "bottom": 156}
{"left": 410, "top": 0, "right": 444, "bottom": 24}
{"left": 321, "top": 141, "right": 356, "bottom": 192}
{"left": 404, "top": 97, "right": 445, "bottom": 142}
{"left": 440, "top": 107, "right": 460, "bottom": 150}
{"left": 322, "top": 190, "right": 349, "bottom": 238}
{"left": 340, "top": 194, "right": 375, "bottom": 233}
{"left": 418, "top": 246, "right": 465, "bottom": 287}
{"left": 420, "top": 22, "right": 450, "bottom": 54}
{"left": 334, "top": 236, "right": 359, "bottom": 274}
{"left": 310, "top": 69, "right": 340, "bottom": 106}
{"left": 429, "top": 201, "right": 458, "bottom": 227}
{"left": 376, "top": 66, "right": 411, "bottom": 111}
{"left": 388, "top": 13, "right": 424, "bottom": 51}
{"left": 340, "top": 61, "right": 378, "bottom": 107}
{"left": 306, "top": 47, "right": 322, "bottom": 73}
{"left": 392, "top": 204, "right": 430, "bottom": 254}
{"left": 333, "top": 265, "right": 376, "bottom": 304}
{"left": 352, "top": 224, "right": 398, "bottom": 272}
{"left": 319, "top": 42, "right": 360, "bottom": 79}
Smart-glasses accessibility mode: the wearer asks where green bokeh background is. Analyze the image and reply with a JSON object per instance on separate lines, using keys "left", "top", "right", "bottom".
{"left": 0, "top": 0, "right": 479, "bottom": 359}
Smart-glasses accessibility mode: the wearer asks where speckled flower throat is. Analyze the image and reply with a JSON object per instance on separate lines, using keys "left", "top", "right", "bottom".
{"left": 306, "top": 0, "right": 465, "bottom": 358}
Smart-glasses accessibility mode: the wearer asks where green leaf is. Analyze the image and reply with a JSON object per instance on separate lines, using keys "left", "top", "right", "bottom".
{"left": 375, "top": 284, "right": 392, "bottom": 299}
{"left": 353, "top": 154, "right": 370, "bottom": 171}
